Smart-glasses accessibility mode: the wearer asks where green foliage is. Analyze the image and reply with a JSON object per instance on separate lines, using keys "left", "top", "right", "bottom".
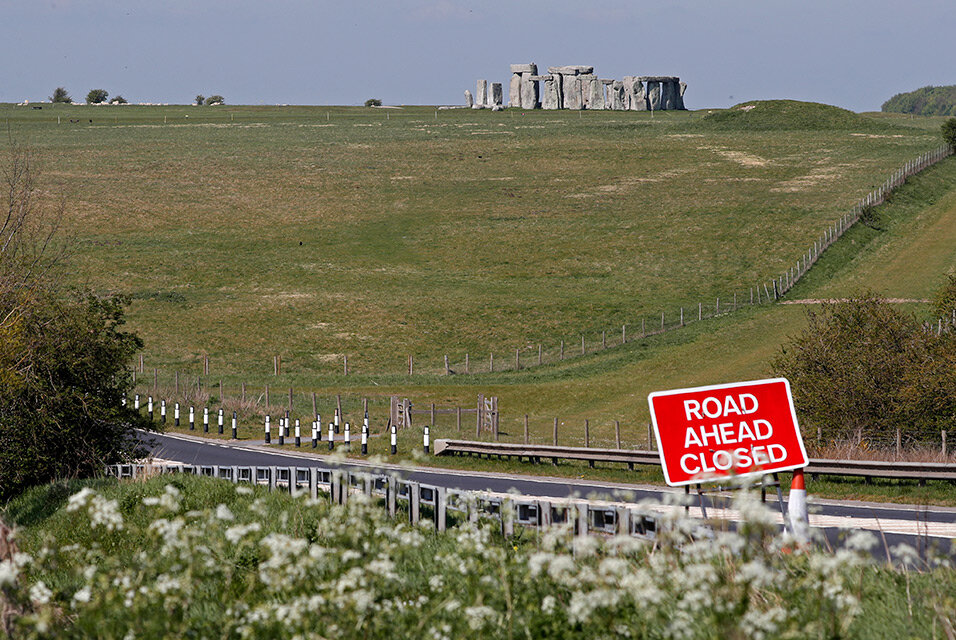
{"left": 942, "top": 117, "right": 956, "bottom": 147}
{"left": 108, "top": 95, "right": 127, "bottom": 105}
{"left": 771, "top": 293, "right": 956, "bottom": 446}
{"left": 49, "top": 87, "right": 71, "bottom": 103}
{"left": 698, "top": 100, "right": 891, "bottom": 131}
{"left": 0, "top": 144, "right": 146, "bottom": 501}
{"left": 85, "top": 89, "right": 108, "bottom": 104}
{"left": 1, "top": 475, "right": 891, "bottom": 638}
{"left": 204, "top": 95, "right": 224, "bottom": 106}
{"left": 882, "top": 85, "right": 956, "bottom": 116}
{"left": 934, "top": 274, "right": 956, "bottom": 319}
{"left": 364, "top": 98, "right": 382, "bottom": 107}
{"left": 195, "top": 94, "right": 205, "bottom": 106}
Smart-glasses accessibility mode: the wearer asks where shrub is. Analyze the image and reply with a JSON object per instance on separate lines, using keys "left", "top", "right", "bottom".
{"left": 364, "top": 98, "right": 382, "bottom": 107}
{"left": 771, "top": 293, "right": 956, "bottom": 447}
{"left": 204, "top": 95, "right": 224, "bottom": 106}
{"left": 49, "top": 87, "right": 71, "bottom": 104}
{"left": 942, "top": 117, "right": 956, "bottom": 148}
{"left": 195, "top": 94, "right": 205, "bottom": 106}
{"left": 86, "top": 89, "right": 108, "bottom": 104}
{"left": 0, "top": 144, "right": 147, "bottom": 501}
{"left": 108, "top": 95, "right": 127, "bottom": 105}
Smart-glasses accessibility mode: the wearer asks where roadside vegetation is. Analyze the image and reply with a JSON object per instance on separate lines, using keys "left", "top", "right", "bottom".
{"left": 2, "top": 475, "right": 953, "bottom": 639}
{"left": 883, "top": 85, "right": 956, "bottom": 116}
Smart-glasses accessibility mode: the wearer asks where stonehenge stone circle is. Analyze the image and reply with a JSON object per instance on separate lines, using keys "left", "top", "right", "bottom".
{"left": 467, "top": 65, "right": 686, "bottom": 111}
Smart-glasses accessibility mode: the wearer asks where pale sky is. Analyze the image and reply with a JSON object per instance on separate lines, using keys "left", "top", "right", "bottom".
{"left": 2, "top": 0, "right": 954, "bottom": 111}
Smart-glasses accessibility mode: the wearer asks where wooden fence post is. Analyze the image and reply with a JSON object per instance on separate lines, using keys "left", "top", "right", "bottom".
{"left": 524, "top": 414, "right": 529, "bottom": 445}
{"left": 444, "top": 355, "right": 449, "bottom": 375}
{"left": 584, "top": 419, "right": 589, "bottom": 448}
{"left": 456, "top": 406, "right": 461, "bottom": 432}
{"left": 490, "top": 352, "right": 494, "bottom": 372}
{"left": 581, "top": 334, "right": 585, "bottom": 355}
{"left": 647, "top": 423, "right": 653, "bottom": 449}
{"left": 344, "top": 355, "right": 348, "bottom": 375}
{"left": 465, "top": 353, "right": 469, "bottom": 374}
{"left": 553, "top": 418, "right": 558, "bottom": 446}
{"left": 615, "top": 420, "right": 621, "bottom": 449}
{"left": 408, "top": 355, "right": 413, "bottom": 376}
{"left": 515, "top": 348, "right": 520, "bottom": 371}
{"left": 622, "top": 324, "right": 626, "bottom": 344}
{"left": 204, "top": 354, "right": 209, "bottom": 375}
{"left": 895, "top": 428, "right": 901, "bottom": 459}
{"left": 560, "top": 340, "right": 564, "bottom": 360}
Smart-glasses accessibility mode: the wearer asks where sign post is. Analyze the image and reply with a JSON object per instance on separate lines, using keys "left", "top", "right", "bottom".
{"left": 648, "top": 378, "right": 807, "bottom": 487}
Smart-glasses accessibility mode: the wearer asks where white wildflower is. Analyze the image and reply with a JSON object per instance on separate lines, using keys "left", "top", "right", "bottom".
{"left": 235, "top": 485, "right": 253, "bottom": 495}
{"left": 66, "top": 487, "right": 96, "bottom": 512}
{"left": 547, "top": 555, "right": 576, "bottom": 582}
{"left": 541, "top": 595, "right": 557, "bottom": 614}
{"left": 844, "top": 530, "right": 878, "bottom": 553}
{"left": 428, "top": 575, "right": 444, "bottom": 591}
{"left": 215, "top": 504, "right": 235, "bottom": 521}
{"left": 29, "top": 580, "right": 52, "bottom": 605}
{"left": 72, "top": 586, "right": 92, "bottom": 604}
{"left": 463, "top": 605, "right": 497, "bottom": 631}
{"left": 0, "top": 561, "right": 18, "bottom": 587}
{"left": 225, "top": 522, "right": 261, "bottom": 545}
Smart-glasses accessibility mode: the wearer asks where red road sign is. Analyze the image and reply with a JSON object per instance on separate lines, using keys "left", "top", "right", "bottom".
{"left": 648, "top": 378, "right": 808, "bottom": 487}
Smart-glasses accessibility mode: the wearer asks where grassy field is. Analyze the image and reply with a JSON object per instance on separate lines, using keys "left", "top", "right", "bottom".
{"left": 1, "top": 101, "right": 941, "bottom": 383}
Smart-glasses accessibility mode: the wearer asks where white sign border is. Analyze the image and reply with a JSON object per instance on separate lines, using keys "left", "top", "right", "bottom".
{"left": 647, "top": 377, "right": 809, "bottom": 487}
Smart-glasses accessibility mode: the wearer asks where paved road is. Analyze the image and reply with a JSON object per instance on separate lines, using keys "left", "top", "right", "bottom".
{"left": 141, "top": 431, "right": 955, "bottom": 552}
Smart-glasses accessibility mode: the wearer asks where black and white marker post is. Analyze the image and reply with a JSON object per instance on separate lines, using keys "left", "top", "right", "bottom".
{"left": 174, "top": 402, "right": 180, "bottom": 427}
{"left": 295, "top": 419, "right": 301, "bottom": 447}
{"left": 265, "top": 415, "right": 271, "bottom": 444}
{"left": 231, "top": 411, "right": 238, "bottom": 439}
{"left": 423, "top": 425, "right": 430, "bottom": 454}
{"left": 134, "top": 394, "right": 140, "bottom": 411}
{"left": 315, "top": 413, "right": 321, "bottom": 442}
{"left": 147, "top": 396, "right": 154, "bottom": 421}
{"left": 334, "top": 409, "right": 340, "bottom": 434}
{"left": 278, "top": 417, "right": 285, "bottom": 446}
{"left": 390, "top": 423, "right": 397, "bottom": 455}
{"left": 328, "top": 422, "right": 334, "bottom": 451}
{"left": 160, "top": 399, "right": 167, "bottom": 424}
{"left": 344, "top": 422, "right": 350, "bottom": 452}
{"left": 311, "top": 421, "right": 318, "bottom": 448}
{"left": 189, "top": 406, "right": 195, "bottom": 431}
{"left": 203, "top": 407, "right": 209, "bottom": 433}
{"left": 361, "top": 421, "right": 368, "bottom": 455}
{"left": 218, "top": 408, "right": 224, "bottom": 435}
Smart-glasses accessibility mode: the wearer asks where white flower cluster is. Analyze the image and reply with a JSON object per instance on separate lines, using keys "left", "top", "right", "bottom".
{"left": 2, "top": 478, "right": 935, "bottom": 639}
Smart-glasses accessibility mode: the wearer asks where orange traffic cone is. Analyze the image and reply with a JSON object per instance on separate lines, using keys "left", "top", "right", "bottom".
{"left": 788, "top": 469, "right": 809, "bottom": 543}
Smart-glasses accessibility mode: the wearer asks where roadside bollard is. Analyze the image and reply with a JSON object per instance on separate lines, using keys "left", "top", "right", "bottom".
{"left": 315, "top": 413, "right": 321, "bottom": 442}
{"left": 231, "top": 411, "right": 237, "bottom": 439}
{"left": 311, "top": 421, "right": 318, "bottom": 448}
{"left": 328, "top": 422, "right": 334, "bottom": 451}
{"left": 334, "top": 409, "right": 340, "bottom": 434}
{"left": 218, "top": 408, "right": 224, "bottom": 435}
{"left": 174, "top": 402, "right": 180, "bottom": 427}
{"left": 278, "top": 418, "right": 285, "bottom": 446}
{"left": 424, "top": 425, "right": 430, "bottom": 455}
{"left": 189, "top": 406, "right": 195, "bottom": 431}
{"left": 203, "top": 407, "right": 209, "bottom": 433}
{"left": 134, "top": 394, "right": 140, "bottom": 411}
{"left": 788, "top": 469, "right": 809, "bottom": 544}
{"left": 295, "top": 419, "right": 301, "bottom": 447}
{"left": 265, "top": 415, "right": 271, "bottom": 444}
{"left": 344, "top": 422, "right": 351, "bottom": 452}
{"left": 390, "top": 423, "right": 397, "bottom": 455}
{"left": 160, "top": 399, "right": 167, "bottom": 424}
{"left": 147, "top": 396, "right": 154, "bottom": 421}
{"left": 361, "top": 421, "right": 368, "bottom": 455}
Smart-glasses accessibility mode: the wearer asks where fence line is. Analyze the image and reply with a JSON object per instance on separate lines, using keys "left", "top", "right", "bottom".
{"left": 133, "top": 144, "right": 953, "bottom": 378}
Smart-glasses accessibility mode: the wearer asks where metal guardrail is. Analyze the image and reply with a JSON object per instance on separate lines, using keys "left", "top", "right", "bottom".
{"left": 107, "top": 463, "right": 660, "bottom": 540}
{"left": 434, "top": 439, "right": 956, "bottom": 483}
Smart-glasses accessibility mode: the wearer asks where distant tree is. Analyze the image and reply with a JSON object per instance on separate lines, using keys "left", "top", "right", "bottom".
{"left": 364, "top": 98, "right": 382, "bottom": 107}
{"left": 50, "top": 87, "right": 71, "bottom": 103}
{"left": 195, "top": 94, "right": 205, "bottom": 106}
{"left": 204, "top": 95, "right": 224, "bottom": 106}
{"left": 771, "top": 292, "right": 956, "bottom": 448}
{"left": 942, "top": 117, "right": 956, "bottom": 148}
{"left": 935, "top": 274, "right": 956, "bottom": 318}
{"left": 109, "top": 95, "right": 128, "bottom": 105}
{"left": 86, "top": 89, "right": 108, "bottom": 104}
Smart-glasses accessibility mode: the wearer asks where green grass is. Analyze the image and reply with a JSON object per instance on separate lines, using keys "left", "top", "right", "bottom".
{"left": 1, "top": 101, "right": 939, "bottom": 382}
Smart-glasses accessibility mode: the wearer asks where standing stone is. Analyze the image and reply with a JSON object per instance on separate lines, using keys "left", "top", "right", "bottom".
{"left": 659, "top": 81, "right": 672, "bottom": 110}
{"left": 579, "top": 74, "right": 595, "bottom": 109}
{"left": 677, "top": 81, "right": 688, "bottom": 110}
{"left": 646, "top": 81, "right": 661, "bottom": 111}
{"left": 563, "top": 75, "right": 583, "bottom": 110}
{"left": 542, "top": 76, "right": 559, "bottom": 109}
{"left": 491, "top": 82, "right": 503, "bottom": 108}
{"left": 610, "top": 81, "right": 625, "bottom": 110}
{"left": 665, "top": 81, "right": 681, "bottom": 110}
{"left": 464, "top": 90, "right": 474, "bottom": 108}
{"left": 588, "top": 77, "right": 605, "bottom": 111}
{"left": 509, "top": 74, "right": 521, "bottom": 107}
{"left": 629, "top": 79, "right": 648, "bottom": 111}
{"left": 475, "top": 79, "right": 488, "bottom": 109}
{"left": 519, "top": 73, "right": 539, "bottom": 109}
